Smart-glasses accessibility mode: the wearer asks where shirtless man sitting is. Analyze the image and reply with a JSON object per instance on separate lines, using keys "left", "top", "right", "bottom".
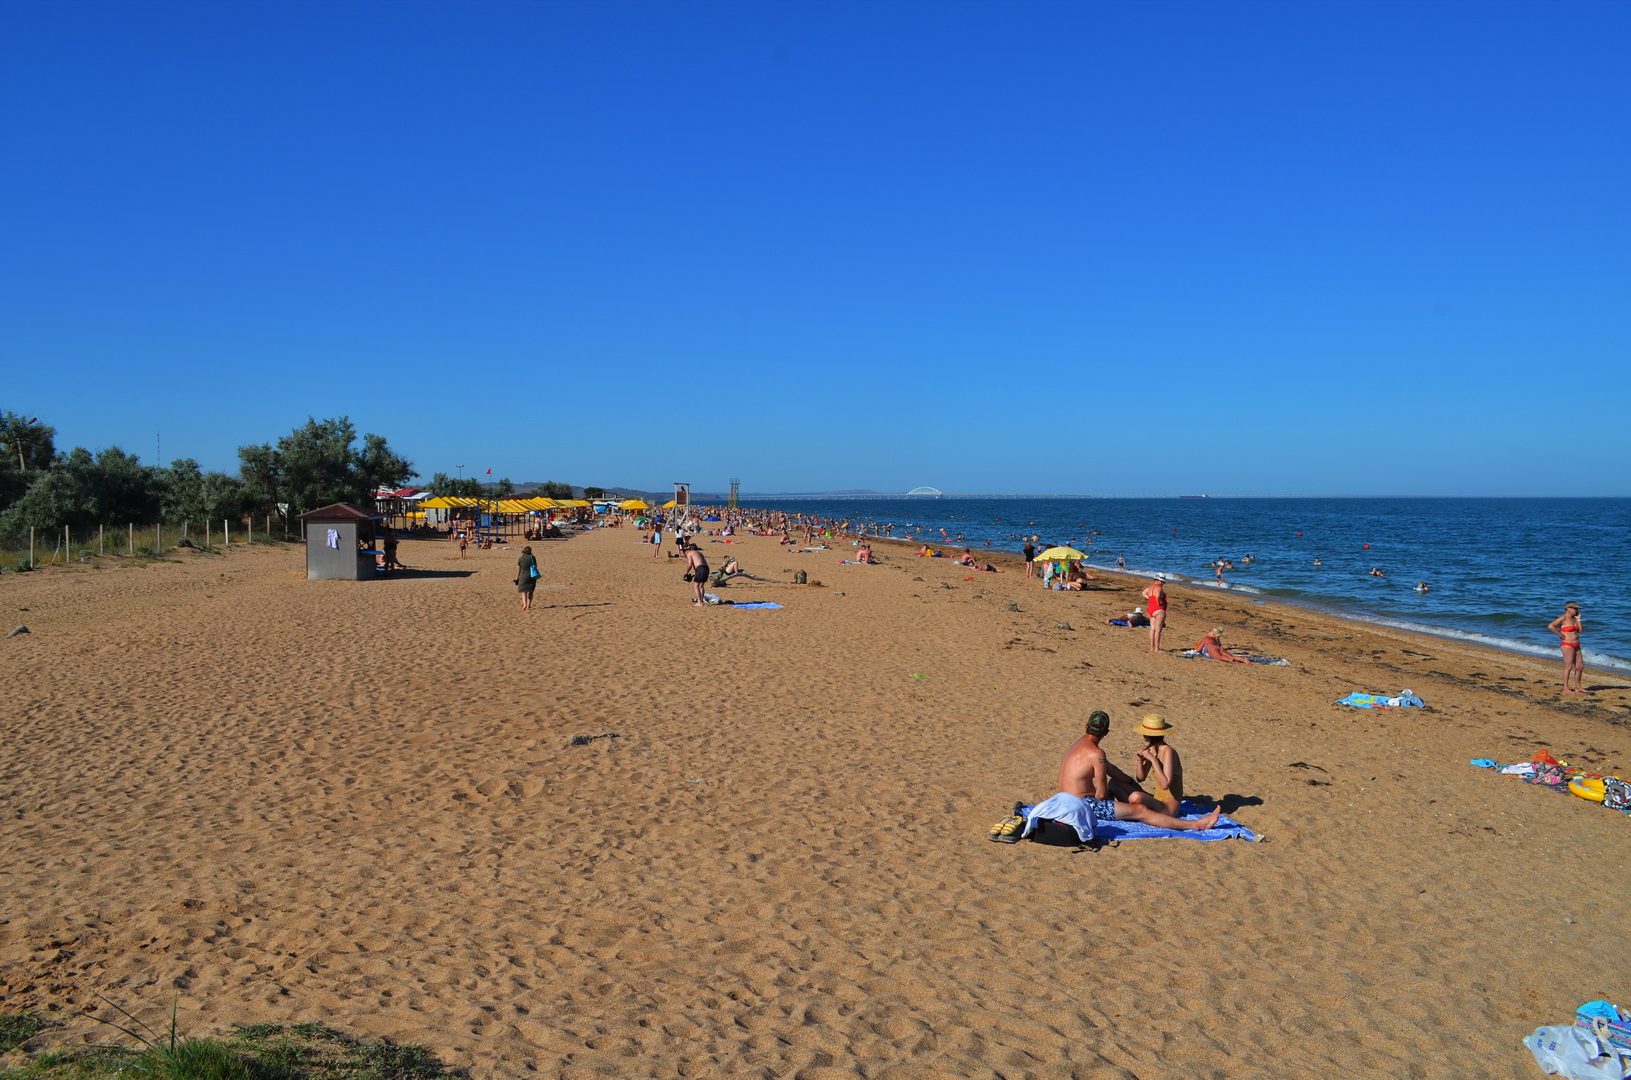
{"left": 856, "top": 543, "right": 876, "bottom": 564}
{"left": 1056, "top": 711, "right": 1219, "bottom": 831}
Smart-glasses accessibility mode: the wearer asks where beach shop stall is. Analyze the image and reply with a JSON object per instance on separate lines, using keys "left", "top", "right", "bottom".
{"left": 298, "top": 503, "right": 384, "bottom": 581}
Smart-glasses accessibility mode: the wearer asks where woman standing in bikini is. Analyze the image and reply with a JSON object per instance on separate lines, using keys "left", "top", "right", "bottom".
{"left": 1141, "top": 579, "right": 1167, "bottom": 653}
{"left": 1547, "top": 602, "right": 1586, "bottom": 693}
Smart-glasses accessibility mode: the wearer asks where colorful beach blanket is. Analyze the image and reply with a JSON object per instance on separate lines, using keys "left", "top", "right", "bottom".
{"left": 1336, "top": 691, "right": 1425, "bottom": 708}
{"left": 1177, "top": 650, "right": 1290, "bottom": 666}
{"left": 1018, "top": 798, "right": 1257, "bottom": 843}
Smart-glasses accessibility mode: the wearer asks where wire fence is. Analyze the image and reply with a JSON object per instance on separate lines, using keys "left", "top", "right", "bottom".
{"left": 3, "top": 516, "right": 292, "bottom": 569}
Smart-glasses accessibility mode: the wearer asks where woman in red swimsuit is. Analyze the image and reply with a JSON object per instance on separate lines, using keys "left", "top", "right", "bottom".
{"left": 1141, "top": 579, "right": 1168, "bottom": 653}
{"left": 1547, "top": 603, "right": 1585, "bottom": 693}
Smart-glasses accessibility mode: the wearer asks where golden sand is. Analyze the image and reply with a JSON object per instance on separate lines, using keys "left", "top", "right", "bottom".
{"left": 2, "top": 527, "right": 1628, "bottom": 1078}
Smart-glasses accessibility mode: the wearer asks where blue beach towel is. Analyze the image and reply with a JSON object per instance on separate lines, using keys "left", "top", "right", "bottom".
{"left": 1336, "top": 691, "right": 1424, "bottom": 709}
{"left": 729, "top": 601, "right": 783, "bottom": 610}
{"left": 1018, "top": 799, "right": 1256, "bottom": 843}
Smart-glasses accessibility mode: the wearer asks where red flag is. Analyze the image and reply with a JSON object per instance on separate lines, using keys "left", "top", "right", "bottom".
{"left": 486, "top": 469, "right": 492, "bottom": 475}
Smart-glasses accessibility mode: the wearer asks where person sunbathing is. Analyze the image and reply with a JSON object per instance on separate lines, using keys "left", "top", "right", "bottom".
{"left": 1107, "top": 607, "right": 1150, "bottom": 627}
{"left": 916, "top": 545, "right": 938, "bottom": 557}
{"left": 1194, "top": 627, "right": 1249, "bottom": 663}
{"left": 955, "top": 550, "right": 977, "bottom": 566}
{"left": 856, "top": 544, "right": 876, "bottom": 564}
{"left": 1048, "top": 711, "right": 1219, "bottom": 832}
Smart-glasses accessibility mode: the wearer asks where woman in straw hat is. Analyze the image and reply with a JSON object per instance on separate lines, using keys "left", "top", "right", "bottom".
{"left": 1130, "top": 714, "right": 1184, "bottom": 816}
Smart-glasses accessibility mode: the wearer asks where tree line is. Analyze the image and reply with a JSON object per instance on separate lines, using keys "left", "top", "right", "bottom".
{"left": 0, "top": 411, "right": 599, "bottom": 544}
{"left": 0, "top": 413, "right": 412, "bottom": 542}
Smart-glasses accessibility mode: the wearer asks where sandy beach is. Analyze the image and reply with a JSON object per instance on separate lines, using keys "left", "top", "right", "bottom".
{"left": 2, "top": 525, "right": 1627, "bottom": 1079}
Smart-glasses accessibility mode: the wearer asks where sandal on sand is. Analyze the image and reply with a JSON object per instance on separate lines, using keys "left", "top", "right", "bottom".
{"left": 988, "top": 814, "right": 1025, "bottom": 842}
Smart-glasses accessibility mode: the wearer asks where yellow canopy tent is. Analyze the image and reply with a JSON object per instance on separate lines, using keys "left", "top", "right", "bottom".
{"left": 618, "top": 499, "right": 651, "bottom": 511}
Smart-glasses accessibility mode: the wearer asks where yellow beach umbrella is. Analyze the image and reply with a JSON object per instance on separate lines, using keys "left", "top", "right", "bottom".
{"left": 1036, "top": 546, "right": 1086, "bottom": 561}
{"left": 618, "top": 499, "right": 651, "bottom": 510}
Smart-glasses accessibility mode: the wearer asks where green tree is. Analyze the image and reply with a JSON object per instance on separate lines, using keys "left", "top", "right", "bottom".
{"left": 492, "top": 477, "right": 515, "bottom": 499}
{"left": 165, "top": 459, "right": 251, "bottom": 525}
{"left": 0, "top": 445, "right": 162, "bottom": 539}
{"left": 583, "top": 487, "right": 606, "bottom": 500}
{"left": 536, "top": 480, "right": 574, "bottom": 499}
{"left": 426, "top": 472, "right": 484, "bottom": 497}
{"left": 0, "top": 412, "right": 57, "bottom": 510}
{"left": 237, "top": 417, "right": 414, "bottom": 519}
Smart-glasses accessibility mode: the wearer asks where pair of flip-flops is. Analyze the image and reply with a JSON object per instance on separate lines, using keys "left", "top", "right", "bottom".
{"left": 987, "top": 813, "right": 1025, "bottom": 843}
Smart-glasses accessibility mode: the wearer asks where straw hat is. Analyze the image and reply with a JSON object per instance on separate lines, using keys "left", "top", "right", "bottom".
{"left": 1136, "top": 714, "right": 1174, "bottom": 738}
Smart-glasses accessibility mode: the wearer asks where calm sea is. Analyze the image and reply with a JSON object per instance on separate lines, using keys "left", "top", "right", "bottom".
{"left": 735, "top": 497, "right": 1631, "bottom": 672}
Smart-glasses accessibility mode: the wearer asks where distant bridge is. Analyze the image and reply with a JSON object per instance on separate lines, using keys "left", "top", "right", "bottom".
{"left": 904, "top": 486, "right": 943, "bottom": 496}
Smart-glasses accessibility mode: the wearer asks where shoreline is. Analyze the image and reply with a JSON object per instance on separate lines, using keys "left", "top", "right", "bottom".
{"left": 851, "top": 529, "right": 1626, "bottom": 689}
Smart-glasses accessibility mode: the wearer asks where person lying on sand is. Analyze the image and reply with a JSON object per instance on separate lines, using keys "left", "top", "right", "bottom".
{"left": 1107, "top": 607, "right": 1150, "bottom": 628}
{"left": 1194, "top": 627, "right": 1249, "bottom": 663}
{"left": 971, "top": 561, "right": 1002, "bottom": 572}
{"left": 916, "top": 545, "right": 939, "bottom": 557}
{"left": 1056, "top": 712, "right": 1219, "bottom": 831}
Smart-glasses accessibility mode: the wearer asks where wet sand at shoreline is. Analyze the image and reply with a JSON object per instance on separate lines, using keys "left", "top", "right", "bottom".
{"left": 2, "top": 526, "right": 1628, "bottom": 1078}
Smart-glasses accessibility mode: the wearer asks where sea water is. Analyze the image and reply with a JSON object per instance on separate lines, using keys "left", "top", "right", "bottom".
{"left": 735, "top": 496, "right": 1631, "bottom": 672}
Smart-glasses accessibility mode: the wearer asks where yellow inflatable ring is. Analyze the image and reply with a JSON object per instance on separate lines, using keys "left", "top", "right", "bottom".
{"left": 1570, "top": 777, "right": 1606, "bottom": 803}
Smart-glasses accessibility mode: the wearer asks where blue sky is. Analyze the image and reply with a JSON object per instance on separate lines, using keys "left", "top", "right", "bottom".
{"left": 3, "top": 0, "right": 1626, "bottom": 496}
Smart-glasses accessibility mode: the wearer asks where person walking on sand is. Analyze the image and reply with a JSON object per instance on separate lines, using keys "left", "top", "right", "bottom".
{"left": 1055, "top": 712, "right": 1220, "bottom": 831}
{"left": 514, "top": 545, "right": 538, "bottom": 611}
{"left": 1127, "top": 714, "right": 1184, "bottom": 816}
{"left": 1023, "top": 540, "right": 1036, "bottom": 578}
{"left": 458, "top": 530, "right": 468, "bottom": 560}
{"left": 1548, "top": 602, "right": 1586, "bottom": 693}
{"left": 651, "top": 523, "right": 664, "bottom": 559}
{"left": 1141, "top": 579, "right": 1168, "bottom": 653}
{"left": 682, "top": 539, "right": 710, "bottom": 606}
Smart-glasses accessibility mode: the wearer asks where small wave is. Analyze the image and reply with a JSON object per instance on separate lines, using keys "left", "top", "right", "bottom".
{"left": 1343, "top": 614, "right": 1631, "bottom": 673}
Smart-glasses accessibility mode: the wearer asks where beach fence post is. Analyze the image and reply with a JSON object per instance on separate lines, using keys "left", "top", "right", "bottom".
{"left": 128, "top": 523, "right": 133, "bottom": 555}
{"left": 206, "top": 522, "right": 211, "bottom": 550}
{"left": 29, "top": 527, "right": 34, "bottom": 569}
{"left": 99, "top": 523, "right": 104, "bottom": 555}
{"left": 156, "top": 523, "right": 161, "bottom": 555}
{"left": 224, "top": 518, "right": 230, "bottom": 547}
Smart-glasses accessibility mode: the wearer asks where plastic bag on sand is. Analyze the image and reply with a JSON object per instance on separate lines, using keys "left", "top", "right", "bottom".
{"left": 1524, "top": 1025, "right": 1630, "bottom": 1079}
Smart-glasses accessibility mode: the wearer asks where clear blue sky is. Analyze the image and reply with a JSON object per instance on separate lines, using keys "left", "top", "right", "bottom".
{"left": 3, "top": 0, "right": 1626, "bottom": 496}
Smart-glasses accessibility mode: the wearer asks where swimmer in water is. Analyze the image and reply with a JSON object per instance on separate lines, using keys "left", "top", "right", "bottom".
{"left": 1313, "top": 557, "right": 1321, "bottom": 566}
{"left": 1414, "top": 581, "right": 1429, "bottom": 593}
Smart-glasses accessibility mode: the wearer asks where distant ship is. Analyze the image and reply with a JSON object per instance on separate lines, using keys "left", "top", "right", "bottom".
{"left": 1179, "top": 494, "right": 1210, "bottom": 499}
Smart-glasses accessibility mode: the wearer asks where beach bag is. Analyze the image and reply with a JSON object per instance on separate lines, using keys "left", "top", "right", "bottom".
{"left": 793, "top": 570, "right": 808, "bottom": 584}
{"left": 528, "top": 564, "right": 540, "bottom": 580}
{"left": 682, "top": 571, "right": 694, "bottom": 582}
{"left": 1602, "top": 777, "right": 1631, "bottom": 813}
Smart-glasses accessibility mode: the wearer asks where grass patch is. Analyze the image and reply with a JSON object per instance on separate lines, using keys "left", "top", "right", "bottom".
{"left": 1, "top": 1009, "right": 455, "bottom": 1080}
{"left": 0, "top": 1013, "right": 52, "bottom": 1054}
